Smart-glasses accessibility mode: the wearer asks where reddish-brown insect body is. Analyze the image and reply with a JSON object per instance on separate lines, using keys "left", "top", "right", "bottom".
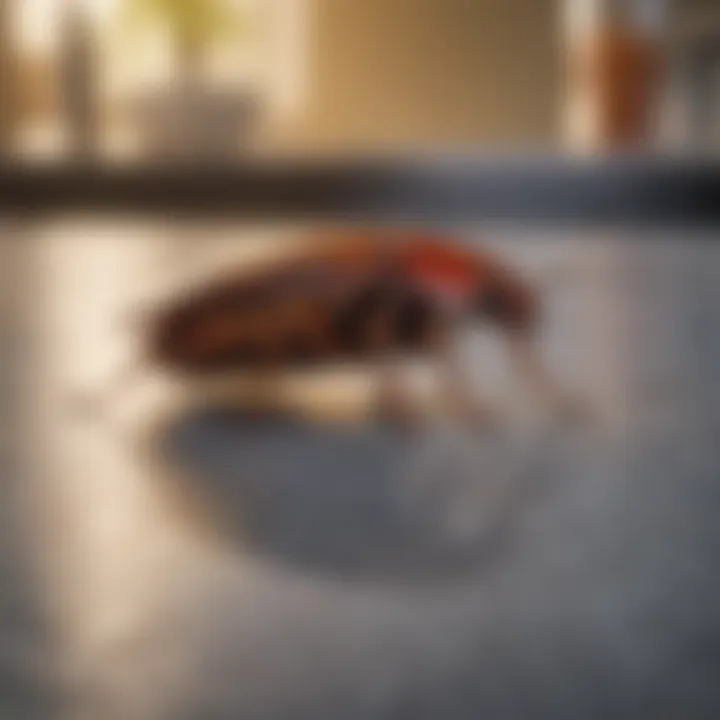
{"left": 147, "top": 232, "right": 540, "bottom": 376}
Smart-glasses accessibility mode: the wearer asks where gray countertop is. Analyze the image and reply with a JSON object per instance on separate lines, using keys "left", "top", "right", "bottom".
{"left": 6, "top": 230, "right": 720, "bottom": 720}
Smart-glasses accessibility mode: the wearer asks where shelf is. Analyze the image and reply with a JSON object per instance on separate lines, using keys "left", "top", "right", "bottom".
{"left": 0, "top": 155, "right": 719, "bottom": 225}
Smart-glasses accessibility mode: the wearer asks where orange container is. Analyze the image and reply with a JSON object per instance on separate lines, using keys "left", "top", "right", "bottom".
{"left": 565, "top": 2, "right": 667, "bottom": 151}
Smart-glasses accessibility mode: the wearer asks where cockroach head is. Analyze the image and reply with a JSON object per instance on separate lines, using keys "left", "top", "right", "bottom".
{"left": 473, "top": 272, "right": 539, "bottom": 334}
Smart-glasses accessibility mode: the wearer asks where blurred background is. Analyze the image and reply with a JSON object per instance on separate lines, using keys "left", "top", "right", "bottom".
{"left": 2, "top": 2, "right": 720, "bottom": 720}
{"left": 0, "top": 0, "right": 719, "bottom": 159}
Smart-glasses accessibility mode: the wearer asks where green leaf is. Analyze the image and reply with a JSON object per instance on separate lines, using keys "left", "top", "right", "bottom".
{"left": 118, "top": 0, "right": 250, "bottom": 52}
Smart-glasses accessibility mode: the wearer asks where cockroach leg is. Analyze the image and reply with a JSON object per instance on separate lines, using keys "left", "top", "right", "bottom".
{"left": 375, "top": 358, "right": 424, "bottom": 428}
{"left": 439, "top": 376, "right": 502, "bottom": 430}
{"left": 507, "top": 333, "right": 589, "bottom": 424}
{"left": 432, "top": 330, "right": 503, "bottom": 430}
{"left": 241, "top": 368, "right": 286, "bottom": 416}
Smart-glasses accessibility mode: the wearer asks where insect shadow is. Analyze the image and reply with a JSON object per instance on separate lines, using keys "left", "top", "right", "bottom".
{"left": 154, "top": 403, "right": 561, "bottom": 587}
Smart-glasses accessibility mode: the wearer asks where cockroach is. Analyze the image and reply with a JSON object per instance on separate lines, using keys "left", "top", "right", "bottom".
{"left": 76, "top": 230, "right": 584, "bottom": 427}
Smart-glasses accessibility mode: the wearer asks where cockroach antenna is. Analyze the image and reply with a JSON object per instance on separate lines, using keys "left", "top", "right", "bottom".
{"left": 67, "top": 358, "right": 146, "bottom": 421}
{"left": 65, "top": 300, "right": 160, "bottom": 424}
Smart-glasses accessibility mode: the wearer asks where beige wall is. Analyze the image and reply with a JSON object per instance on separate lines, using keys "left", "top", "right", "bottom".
{"left": 276, "top": 0, "right": 561, "bottom": 150}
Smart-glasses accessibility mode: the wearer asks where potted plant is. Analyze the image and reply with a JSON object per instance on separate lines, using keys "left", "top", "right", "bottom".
{"left": 120, "top": 0, "right": 262, "bottom": 159}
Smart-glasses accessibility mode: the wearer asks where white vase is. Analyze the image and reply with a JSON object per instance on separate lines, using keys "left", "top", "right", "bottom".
{"left": 131, "top": 82, "right": 262, "bottom": 161}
